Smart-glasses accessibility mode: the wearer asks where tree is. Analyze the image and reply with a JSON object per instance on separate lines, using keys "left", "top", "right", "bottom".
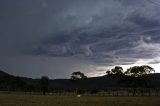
{"left": 71, "top": 71, "right": 87, "bottom": 81}
{"left": 106, "top": 66, "right": 124, "bottom": 78}
{"left": 70, "top": 71, "right": 87, "bottom": 94}
{"left": 40, "top": 76, "right": 49, "bottom": 95}
{"left": 125, "top": 65, "right": 155, "bottom": 77}
{"left": 124, "top": 65, "right": 155, "bottom": 96}
{"left": 106, "top": 66, "right": 125, "bottom": 96}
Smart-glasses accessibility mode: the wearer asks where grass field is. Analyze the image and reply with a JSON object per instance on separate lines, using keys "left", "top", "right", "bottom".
{"left": 0, "top": 93, "right": 160, "bottom": 106}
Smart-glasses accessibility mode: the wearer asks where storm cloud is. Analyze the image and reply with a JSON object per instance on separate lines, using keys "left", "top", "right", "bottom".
{"left": 0, "top": 0, "right": 160, "bottom": 78}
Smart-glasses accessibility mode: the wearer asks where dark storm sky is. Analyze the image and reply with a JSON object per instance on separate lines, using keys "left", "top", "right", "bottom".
{"left": 1, "top": 0, "right": 160, "bottom": 78}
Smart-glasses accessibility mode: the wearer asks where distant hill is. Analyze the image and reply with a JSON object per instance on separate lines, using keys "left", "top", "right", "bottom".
{"left": 0, "top": 70, "right": 11, "bottom": 78}
{"left": 0, "top": 70, "right": 160, "bottom": 92}
{"left": 50, "top": 74, "right": 160, "bottom": 89}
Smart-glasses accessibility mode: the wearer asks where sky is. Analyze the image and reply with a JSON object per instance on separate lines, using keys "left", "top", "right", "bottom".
{"left": 0, "top": 0, "right": 160, "bottom": 79}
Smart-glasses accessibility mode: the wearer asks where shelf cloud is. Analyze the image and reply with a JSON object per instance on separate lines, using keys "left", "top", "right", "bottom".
{"left": 0, "top": 0, "right": 160, "bottom": 78}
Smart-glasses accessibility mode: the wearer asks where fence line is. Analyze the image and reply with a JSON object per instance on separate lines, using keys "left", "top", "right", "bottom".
{"left": 0, "top": 88, "right": 160, "bottom": 97}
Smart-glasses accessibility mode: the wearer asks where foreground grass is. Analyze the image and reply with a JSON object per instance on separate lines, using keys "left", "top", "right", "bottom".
{"left": 0, "top": 93, "right": 160, "bottom": 106}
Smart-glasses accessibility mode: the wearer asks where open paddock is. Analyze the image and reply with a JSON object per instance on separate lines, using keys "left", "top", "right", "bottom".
{"left": 0, "top": 93, "right": 160, "bottom": 106}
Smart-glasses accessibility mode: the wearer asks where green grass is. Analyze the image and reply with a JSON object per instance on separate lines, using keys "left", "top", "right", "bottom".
{"left": 0, "top": 93, "right": 160, "bottom": 106}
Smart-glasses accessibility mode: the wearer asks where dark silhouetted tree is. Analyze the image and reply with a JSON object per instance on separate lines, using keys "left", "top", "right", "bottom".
{"left": 124, "top": 65, "right": 155, "bottom": 96}
{"left": 71, "top": 71, "right": 87, "bottom": 80}
{"left": 40, "top": 76, "right": 49, "bottom": 95}
{"left": 106, "top": 66, "right": 125, "bottom": 95}
{"left": 106, "top": 66, "right": 124, "bottom": 78}
{"left": 70, "top": 71, "right": 87, "bottom": 94}
{"left": 125, "top": 65, "right": 155, "bottom": 77}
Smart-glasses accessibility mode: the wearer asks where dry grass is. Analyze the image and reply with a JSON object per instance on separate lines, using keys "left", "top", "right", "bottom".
{"left": 0, "top": 93, "right": 160, "bottom": 106}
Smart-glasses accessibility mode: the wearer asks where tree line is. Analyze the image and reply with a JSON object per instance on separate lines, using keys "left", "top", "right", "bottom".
{"left": 0, "top": 65, "right": 158, "bottom": 96}
{"left": 67, "top": 65, "right": 156, "bottom": 96}
{"left": 70, "top": 65, "right": 155, "bottom": 88}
